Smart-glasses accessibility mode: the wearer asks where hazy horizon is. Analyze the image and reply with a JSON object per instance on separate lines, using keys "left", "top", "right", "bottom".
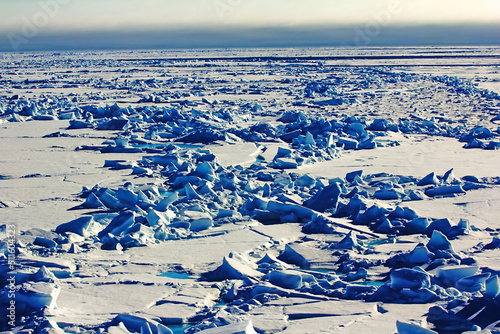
{"left": 1, "top": 0, "right": 499, "bottom": 52}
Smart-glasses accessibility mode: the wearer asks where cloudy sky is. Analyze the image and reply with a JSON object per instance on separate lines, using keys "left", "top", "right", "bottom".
{"left": 1, "top": 0, "right": 499, "bottom": 51}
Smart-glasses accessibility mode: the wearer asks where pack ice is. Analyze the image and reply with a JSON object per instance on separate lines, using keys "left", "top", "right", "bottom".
{"left": 1, "top": 47, "right": 500, "bottom": 334}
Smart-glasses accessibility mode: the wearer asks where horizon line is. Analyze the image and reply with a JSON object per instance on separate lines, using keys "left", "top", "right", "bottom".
{"left": 1, "top": 24, "right": 499, "bottom": 52}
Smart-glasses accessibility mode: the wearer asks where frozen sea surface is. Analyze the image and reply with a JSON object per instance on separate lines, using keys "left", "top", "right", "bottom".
{"left": 1, "top": 47, "right": 500, "bottom": 334}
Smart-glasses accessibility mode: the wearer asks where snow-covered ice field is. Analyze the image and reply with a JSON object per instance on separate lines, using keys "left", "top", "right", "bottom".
{"left": 1, "top": 46, "right": 500, "bottom": 333}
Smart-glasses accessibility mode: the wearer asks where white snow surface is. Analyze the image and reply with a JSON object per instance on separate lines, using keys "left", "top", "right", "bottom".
{"left": 1, "top": 46, "right": 500, "bottom": 334}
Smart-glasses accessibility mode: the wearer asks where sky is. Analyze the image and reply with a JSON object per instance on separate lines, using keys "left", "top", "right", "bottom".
{"left": 0, "top": 0, "right": 499, "bottom": 51}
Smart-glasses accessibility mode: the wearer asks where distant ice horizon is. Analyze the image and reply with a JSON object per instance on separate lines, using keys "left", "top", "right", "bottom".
{"left": 1, "top": 24, "right": 499, "bottom": 53}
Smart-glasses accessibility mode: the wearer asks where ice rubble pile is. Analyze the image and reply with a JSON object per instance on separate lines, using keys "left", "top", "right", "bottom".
{"left": 29, "top": 156, "right": 497, "bottom": 332}
{"left": 0, "top": 260, "right": 62, "bottom": 328}
{"left": 432, "top": 74, "right": 500, "bottom": 100}
{"left": 48, "top": 139, "right": 499, "bottom": 251}
{"left": 182, "top": 236, "right": 500, "bottom": 333}
{"left": 2, "top": 86, "right": 499, "bottom": 150}
{"left": 3, "top": 227, "right": 500, "bottom": 333}
{"left": 25, "top": 164, "right": 495, "bottom": 330}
